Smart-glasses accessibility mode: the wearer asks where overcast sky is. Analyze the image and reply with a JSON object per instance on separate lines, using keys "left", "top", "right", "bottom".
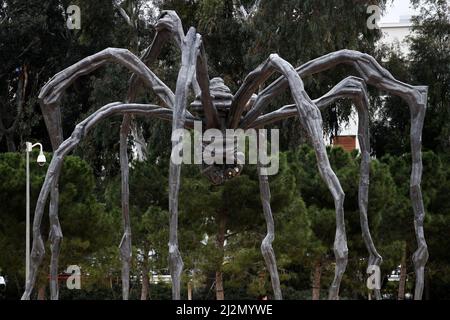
{"left": 380, "top": 0, "right": 421, "bottom": 23}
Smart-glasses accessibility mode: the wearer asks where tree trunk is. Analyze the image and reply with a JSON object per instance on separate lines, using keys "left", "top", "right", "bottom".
{"left": 0, "top": 64, "right": 26, "bottom": 153}
{"left": 5, "top": 134, "right": 16, "bottom": 152}
{"left": 109, "top": 276, "right": 113, "bottom": 294}
{"left": 216, "top": 271, "right": 224, "bottom": 300}
{"left": 37, "top": 285, "right": 46, "bottom": 300}
{"left": 311, "top": 259, "right": 322, "bottom": 300}
{"left": 188, "top": 281, "right": 193, "bottom": 300}
{"left": 425, "top": 275, "right": 430, "bottom": 300}
{"left": 398, "top": 243, "right": 407, "bottom": 300}
{"left": 131, "top": 120, "right": 148, "bottom": 162}
{"left": 140, "top": 252, "right": 150, "bottom": 300}
{"left": 215, "top": 210, "right": 227, "bottom": 300}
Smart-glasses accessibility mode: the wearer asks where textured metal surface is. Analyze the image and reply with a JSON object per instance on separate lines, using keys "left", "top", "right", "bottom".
{"left": 24, "top": 11, "right": 428, "bottom": 301}
{"left": 257, "top": 141, "right": 282, "bottom": 300}
{"left": 21, "top": 104, "right": 170, "bottom": 300}
{"left": 251, "top": 76, "right": 383, "bottom": 296}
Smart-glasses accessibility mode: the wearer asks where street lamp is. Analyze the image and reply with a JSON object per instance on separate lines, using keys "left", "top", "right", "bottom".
{"left": 25, "top": 142, "right": 46, "bottom": 287}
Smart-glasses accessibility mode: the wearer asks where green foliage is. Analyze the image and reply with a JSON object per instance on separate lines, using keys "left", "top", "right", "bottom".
{"left": 373, "top": 0, "right": 450, "bottom": 156}
{"left": 0, "top": 152, "right": 116, "bottom": 299}
{"left": 0, "top": 0, "right": 449, "bottom": 300}
{"left": 409, "top": 0, "right": 450, "bottom": 152}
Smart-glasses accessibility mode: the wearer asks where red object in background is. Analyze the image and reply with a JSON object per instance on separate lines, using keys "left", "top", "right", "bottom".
{"left": 332, "top": 135, "right": 356, "bottom": 152}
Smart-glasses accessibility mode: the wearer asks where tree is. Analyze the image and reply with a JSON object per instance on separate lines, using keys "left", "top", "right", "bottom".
{"left": 0, "top": 0, "right": 75, "bottom": 152}
{"left": 244, "top": 0, "right": 388, "bottom": 149}
{"left": 377, "top": 151, "right": 450, "bottom": 300}
{"left": 409, "top": 0, "right": 450, "bottom": 152}
{"left": 371, "top": 46, "right": 412, "bottom": 157}
{"left": 286, "top": 145, "right": 406, "bottom": 299}
{"left": 0, "top": 152, "right": 115, "bottom": 299}
{"left": 128, "top": 159, "right": 169, "bottom": 300}
{"left": 372, "top": 0, "right": 450, "bottom": 157}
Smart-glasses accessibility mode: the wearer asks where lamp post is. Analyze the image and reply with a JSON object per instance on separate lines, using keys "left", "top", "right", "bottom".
{"left": 25, "top": 142, "right": 46, "bottom": 287}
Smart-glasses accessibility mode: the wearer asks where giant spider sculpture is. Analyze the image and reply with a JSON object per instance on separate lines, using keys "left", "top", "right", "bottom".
{"left": 22, "top": 11, "right": 429, "bottom": 300}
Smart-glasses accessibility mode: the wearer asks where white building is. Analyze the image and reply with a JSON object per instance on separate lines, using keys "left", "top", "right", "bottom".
{"left": 332, "top": 8, "right": 415, "bottom": 152}
{"left": 379, "top": 15, "right": 414, "bottom": 54}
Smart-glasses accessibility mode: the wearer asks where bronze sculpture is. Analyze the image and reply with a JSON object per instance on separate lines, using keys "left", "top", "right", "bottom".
{"left": 22, "top": 11, "right": 428, "bottom": 300}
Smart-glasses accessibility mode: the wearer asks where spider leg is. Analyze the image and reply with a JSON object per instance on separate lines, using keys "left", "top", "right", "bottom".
{"left": 257, "top": 139, "right": 282, "bottom": 300}
{"left": 122, "top": 11, "right": 217, "bottom": 298}
{"left": 128, "top": 10, "right": 200, "bottom": 96}
{"left": 119, "top": 115, "right": 132, "bottom": 300}
{"left": 39, "top": 47, "right": 175, "bottom": 149}
{"left": 168, "top": 28, "right": 200, "bottom": 300}
{"left": 251, "top": 76, "right": 383, "bottom": 299}
{"left": 115, "top": 11, "right": 195, "bottom": 300}
{"left": 236, "top": 54, "right": 348, "bottom": 299}
{"left": 38, "top": 49, "right": 173, "bottom": 299}
{"left": 163, "top": 29, "right": 217, "bottom": 299}
{"left": 48, "top": 182, "right": 62, "bottom": 300}
{"left": 274, "top": 56, "right": 348, "bottom": 300}
{"left": 21, "top": 103, "right": 176, "bottom": 299}
{"left": 40, "top": 13, "right": 198, "bottom": 297}
{"left": 317, "top": 77, "right": 382, "bottom": 299}
{"left": 40, "top": 14, "right": 191, "bottom": 297}
{"left": 241, "top": 50, "right": 428, "bottom": 299}
{"left": 116, "top": 11, "right": 183, "bottom": 300}
{"left": 195, "top": 40, "right": 220, "bottom": 129}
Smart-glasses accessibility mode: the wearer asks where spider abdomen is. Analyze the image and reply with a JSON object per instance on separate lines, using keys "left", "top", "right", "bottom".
{"left": 190, "top": 77, "right": 233, "bottom": 121}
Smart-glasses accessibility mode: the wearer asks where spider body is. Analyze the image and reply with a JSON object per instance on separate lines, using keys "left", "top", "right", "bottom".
{"left": 190, "top": 77, "right": 244, "bottom": 185}
{"left": 191, "top": 77, "right": 233, "bottom": 122}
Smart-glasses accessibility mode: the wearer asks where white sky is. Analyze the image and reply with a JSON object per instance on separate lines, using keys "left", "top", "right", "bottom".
{"left": 142, "top": 0, "right": 421, "bottom": 24}
{"left": 380, "top": 0, "right": 421, "bottom": 23}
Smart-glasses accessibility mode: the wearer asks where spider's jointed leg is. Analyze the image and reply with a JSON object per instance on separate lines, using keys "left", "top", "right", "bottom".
{"left": 115, "top": 10, "right": 193, "bottom": 300}
{"left": 249, "top": 76, "right": 383, "bottom": 298}
{"left": 22, "top": 103, "right": 172, "bottom": 299}
{"left": 273, "top": 56, "right": 349, "bottom": 300}
{"left": 39, "top": 47, "right": 175, "bottom": 149}
{"left": 241, "top": 50, "right": 429, "bottom": 299}
{"left": 36, "top": 46, "right": 176, "bottom": 299}
{"left": 34, "top": 10, "right": 203, "bottom": 300}
{"left": 257, "top": 158, "right": 282, "bottom": 300}
{"left": 38, "top": 11, "right": 192, "bottom": 296}
{"left": 168, "top": 28, "right": 200, "bottom": 300}
{"left": 119, "top": 115, "right": 132, "bottom": 300}
{"left": 234, "top": 54, "right": 349, "bottom": 299}
{"left": 27, "top": 6, "right": 429, "bottom": 300}
{"left": 410, "top": 93, "right": 429, "bottom": 300}
{"left": 316, "top": 77, "right": 382, "bottom": 299}
{"left": 48, "top": 182, "right": 62, "bottom": 300}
